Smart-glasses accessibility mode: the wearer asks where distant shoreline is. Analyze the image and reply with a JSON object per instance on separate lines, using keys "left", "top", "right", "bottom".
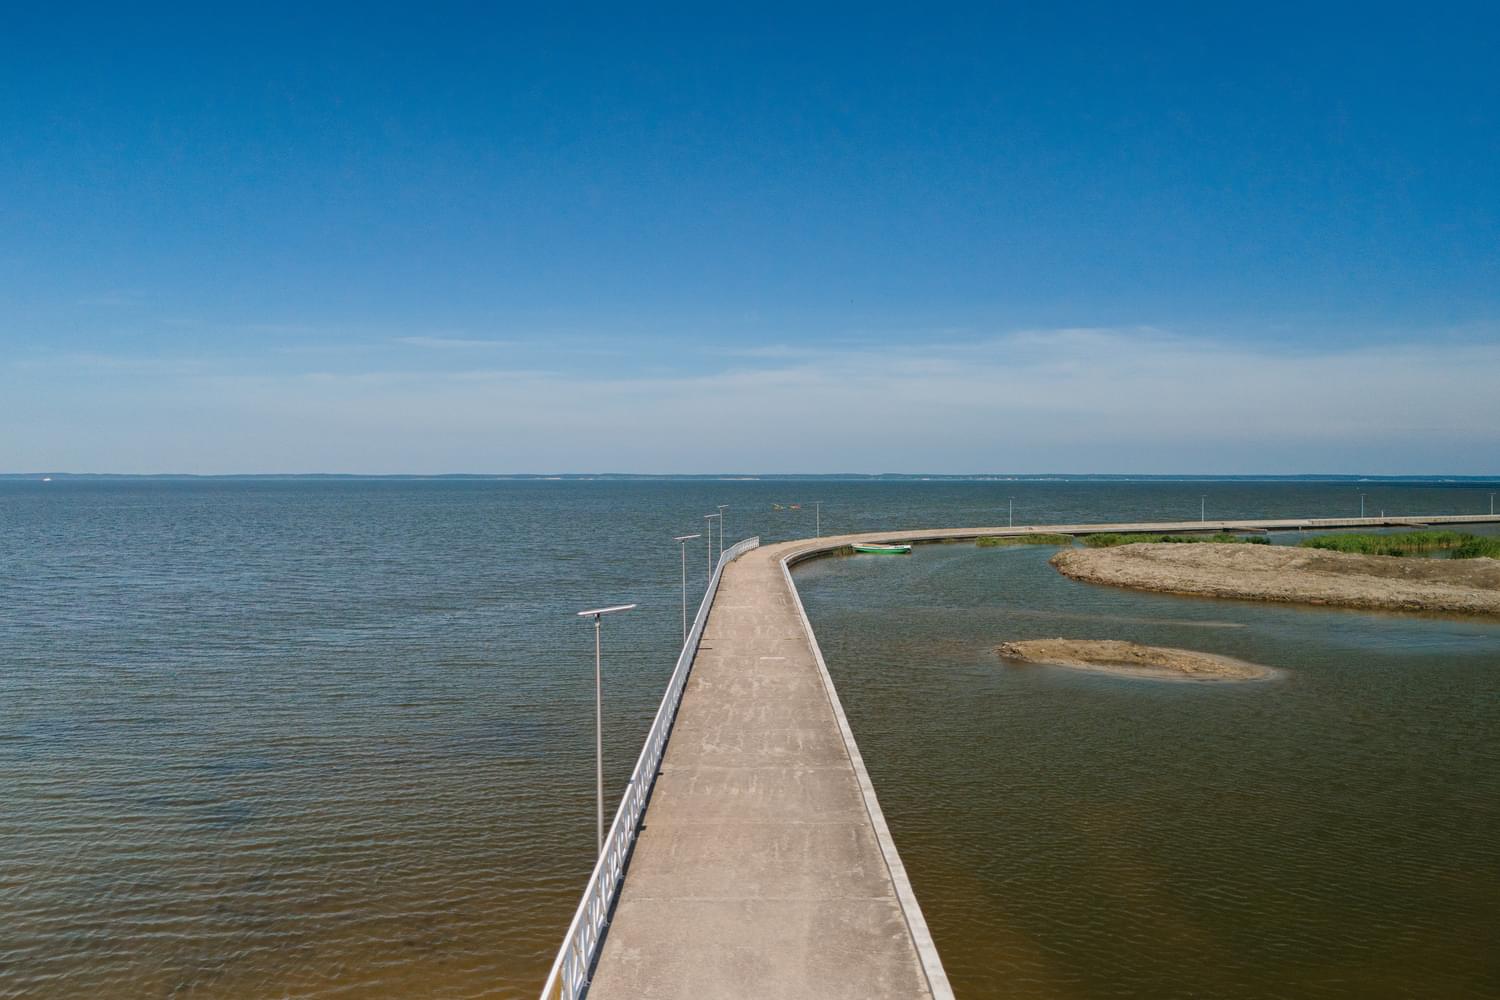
{"left": 4, "top": 473, "right": 1498, "bottom": 483}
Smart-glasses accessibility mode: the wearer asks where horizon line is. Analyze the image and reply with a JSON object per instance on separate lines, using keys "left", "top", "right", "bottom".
{"left": 5, "top": 473, "right": 1499, "bottom": 482}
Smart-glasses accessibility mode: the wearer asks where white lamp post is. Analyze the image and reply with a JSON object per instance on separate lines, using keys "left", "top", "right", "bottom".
{"left": 812, "top": 501, "right": 823, "bottom": 538}
{"left": 716, "top": 505, "right": 728, "bottom": 552}
{"left": 673, "top": 534, "right": 701, "bottom": 642}
{"left": 1009, "top": 497, "right": 1014, "bottom": 528}
{"left": 576, "top": 603, "right": 636, "bottom": 855}
{"left": 704, "top": 513, "right": 720, "bottom": 572}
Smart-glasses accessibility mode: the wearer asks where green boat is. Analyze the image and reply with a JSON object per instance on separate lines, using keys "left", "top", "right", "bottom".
{"left": 850, "top": 542, "right": 912, "bottom": 555}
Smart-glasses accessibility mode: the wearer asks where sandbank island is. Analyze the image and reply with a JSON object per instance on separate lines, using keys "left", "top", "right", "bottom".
{"left": 997, "top": 639, "right": 1274, "bottom": 681}
{"left": 1052, "top": 542, "right": 1500, "bottom": 616}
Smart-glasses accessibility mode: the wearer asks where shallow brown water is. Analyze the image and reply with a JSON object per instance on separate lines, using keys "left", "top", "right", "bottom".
{"left": 797, "top": 534, "right": 1500, "bottom": 999}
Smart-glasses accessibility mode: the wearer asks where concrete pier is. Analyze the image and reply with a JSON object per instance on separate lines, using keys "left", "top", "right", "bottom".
{"left": 582, "top": 514, "right": 1499, "bottom": 999}
{"left": 586, "top": 535, "right": 950, "bottom": 999}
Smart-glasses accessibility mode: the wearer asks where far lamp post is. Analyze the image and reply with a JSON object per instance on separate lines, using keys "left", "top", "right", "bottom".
{"left": 673, "top": 534, "right": 701, "bottom": 642}
{"left": 1201, "top": 496, "right": 1206, "bottom": 523}
{"left": 1009, "top": 497, "right": 1014, "bottom": 528}
{"left": 716, "top": 505, "right": 728, "bottom": 552}
{"left": 576, "top": 602, "right": 637, "bottom": 855}
{"left": 704, "top": 513, "right": 721, "bottom": 573}
{"left": 812, "top": 501, "right": 823, "bottom": 538}
{"left": 1360, "top": 493, "right": 1366, "bottom": 518}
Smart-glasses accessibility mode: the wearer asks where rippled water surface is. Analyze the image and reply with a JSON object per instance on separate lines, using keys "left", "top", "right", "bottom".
{"left": 797, "top": 525, "right": 1500, "bottom": 999}
{"left": 2, "top": 479, "right": 1497, "bottom": 998}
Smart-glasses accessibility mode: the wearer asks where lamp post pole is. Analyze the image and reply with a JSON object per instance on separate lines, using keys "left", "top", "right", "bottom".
{"left": 704, "top": 514, "right": 720, "bottom": 573}
{"left": 1490, "top": 493, "right": 1495, "bottom": 515}
{"left": 577, "top": 603, "right": 636, "bottom": 855}
{"left": 716, "top": 505, "right": 728, "bottom": 552}
{"left": 1009, "top": 497, "right": 1014, "bottom": 528}
{"left": 812, "top": 501, "right": 823, "bottom": 538}
{"left": 1360, "top": 493, "right": 1366, "bottom": 518}
{"left": 1201, "top": 496, "right": 1206, "bottom": 523}
{"left": 673, "top": 534, "right": 700, "bottom": 642}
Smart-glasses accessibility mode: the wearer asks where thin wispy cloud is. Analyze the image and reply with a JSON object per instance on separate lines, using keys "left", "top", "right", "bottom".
{"left": 7, "top": 325, "right": 1492, "bottom": 474}
{"left": 392, "top": 335, "right": 516, "bottom": 349}
{"left": 273, "top": 342, "right": 381, "bottom": 356}
{"left": 7, "top": 352, "right": 211, "bottom": 376}
{"left": 74, "top": 291, "right": 148, "bottom": 308}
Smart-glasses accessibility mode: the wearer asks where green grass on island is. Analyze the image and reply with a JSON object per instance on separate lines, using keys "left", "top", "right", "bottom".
{"left": 1081, "top": 532, "right": 1271, "bottom": 548}
{"left": 1298, "top": 530, "right": 1500, "bottom": 559}
{"left": 976, "top": 533, "right": 1076, "bottom": 547}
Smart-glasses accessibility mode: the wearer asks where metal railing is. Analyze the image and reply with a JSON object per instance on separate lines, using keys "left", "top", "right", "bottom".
{"left": 538, "top": 535, "right": 761, "bottom": 1000}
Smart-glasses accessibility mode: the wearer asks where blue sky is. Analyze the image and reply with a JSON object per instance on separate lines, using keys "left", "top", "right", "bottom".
{"left": 3, "top": 4, "right": 1496, "bottom": 473}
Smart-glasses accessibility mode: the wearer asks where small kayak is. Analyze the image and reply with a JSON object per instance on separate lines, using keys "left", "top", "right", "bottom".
{"left": 851, "top": 542, "right": 912, "bottom": 555}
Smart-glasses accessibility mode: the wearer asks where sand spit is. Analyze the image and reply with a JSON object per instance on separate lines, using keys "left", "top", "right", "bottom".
{"left": 997, "top": 639, "right": 1273, "bottom": 681}
{"left": 1052, "top": 543, "right": 1500, "bottom": 616}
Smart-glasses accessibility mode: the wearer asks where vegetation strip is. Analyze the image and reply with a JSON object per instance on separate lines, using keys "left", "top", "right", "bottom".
{"left": 975, "top": 533, "right": 1075, "bottom": 547}
{"left": 1299, "top": 530, "right": 1500, "bottom": 559}
{"left": 1082, "top": 532, "right": 1270, "bottom": 548}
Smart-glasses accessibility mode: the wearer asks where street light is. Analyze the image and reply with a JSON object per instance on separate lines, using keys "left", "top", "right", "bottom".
{"left": 811, "top": 501, "right": 823, "bottom": 538}
{"left": 716, "top": 505, "right": 728, "bottom": 553}
{"left": 1201, "top": 496, "right": 1206, "bottom": 523}
{"left": 576, "top": 603, "right": 636, "bottom": 855}
{"left": 1490, "top": 493, "right": 1495, "bottom": 515}
{"left": 1359, "top": 493, "right": 1366, "bottom": 518}
{"left": 704, "top": 513, "right": 721, "bottom": 573}
{"left": 673, "top": 534, "right": 701, "bottom": 642}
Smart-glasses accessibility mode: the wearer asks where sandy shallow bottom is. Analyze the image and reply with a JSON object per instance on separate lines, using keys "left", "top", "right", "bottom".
{"left": 997, "top": 638, "right": 1276, "bottom": 682}
{"left": 1052, "top": 543, "right": 1500, "bottom": 616}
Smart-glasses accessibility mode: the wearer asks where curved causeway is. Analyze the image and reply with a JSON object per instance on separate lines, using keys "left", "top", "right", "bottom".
{"left": 579, "top": 514, "right": 1498, "bottom": 999}
{"left": 585, "top": 535, "right": 952, "bottom": 1000}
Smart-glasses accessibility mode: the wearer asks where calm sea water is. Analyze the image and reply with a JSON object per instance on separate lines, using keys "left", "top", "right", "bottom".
{"left": 798, "top": 526, "right": 1500, "bottom": 1000}
{"left": 2, "top": 479, "right": 1497, "bottom": 998}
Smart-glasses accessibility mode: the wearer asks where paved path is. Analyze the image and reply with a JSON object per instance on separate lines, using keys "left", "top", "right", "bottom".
{"left": 585, "top": 514, "right": 1499, "bottom": 999}
{"left": 586, "top": 535, "right": 949, "bottom": 1000}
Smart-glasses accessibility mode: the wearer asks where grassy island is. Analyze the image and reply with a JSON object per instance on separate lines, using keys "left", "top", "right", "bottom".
{"left": 1299, "top": 530, "right": 1500, "bottom": 559}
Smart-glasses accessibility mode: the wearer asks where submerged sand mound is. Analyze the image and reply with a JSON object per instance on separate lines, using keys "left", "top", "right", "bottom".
{"left": 997, "top": 638, "right": 1273, "bottom": 681}
{"left": 1051, "top": 543, "right": 1500, "bottom": 616}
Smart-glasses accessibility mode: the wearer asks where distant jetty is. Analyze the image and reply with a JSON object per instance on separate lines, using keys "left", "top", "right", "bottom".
{"left": 1052, "top": 543, "right": 1500, "bottom": 616}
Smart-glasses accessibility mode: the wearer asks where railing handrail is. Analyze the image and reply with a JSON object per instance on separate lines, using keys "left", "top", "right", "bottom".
{"left": 538, "top": 535, "right": 761, "bottom": 1000}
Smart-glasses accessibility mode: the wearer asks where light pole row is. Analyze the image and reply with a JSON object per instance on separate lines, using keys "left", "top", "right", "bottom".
{"left": 574, "top": 503, "right": 733, "bottom": 858}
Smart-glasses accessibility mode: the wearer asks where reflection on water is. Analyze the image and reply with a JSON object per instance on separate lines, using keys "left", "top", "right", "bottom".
{"left": 1, "top": 480, "right": 1497, "bottom": 997}
{"left": 797, "top": 540, "right": 1500, "bottom": 999}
